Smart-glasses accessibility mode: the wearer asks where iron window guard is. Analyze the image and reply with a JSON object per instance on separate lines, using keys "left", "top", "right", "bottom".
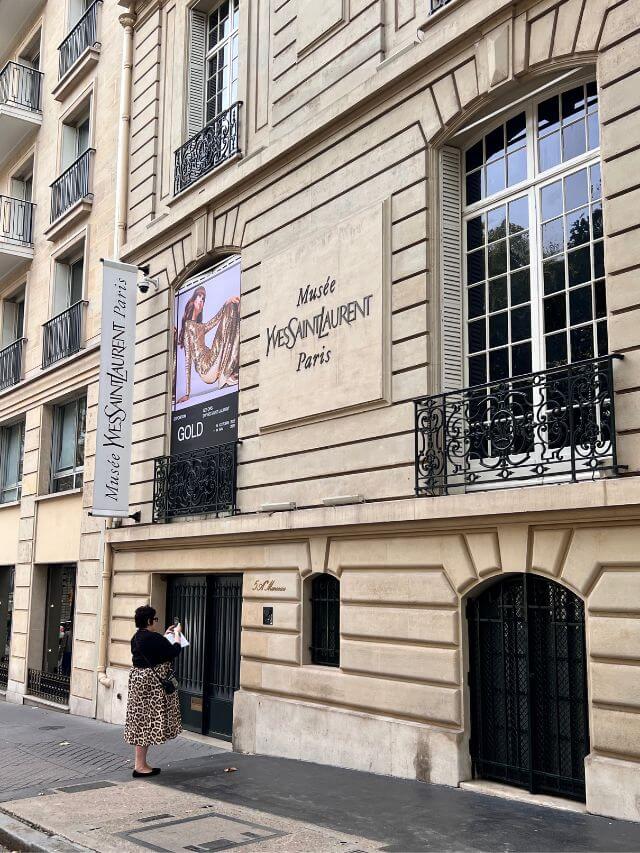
{"left": 0, "top": 338, "right": 25, "bottom": 391}
{"left": 430, "top": 0, "right": 454, "bottom": 11}
{"left": 174, "top": 101, "right": 242, "bottom": 195}
{"left": 27, "top": 669, "right": 70, "bottom": 705}
{"left": 0, "top": 195, "right": 35, "bottom": 246}
{"left": 42, "top": 301, "right": 87, "bottom": 369}
{"left": 153, "top": 441, "right": 238, "bottom": 522}
{"left": 310, "top": 574, "right": 340, "bottom": 667}
{"left": 58, "top": 0, "right": 102, "bottom": 80}
{"left": 0, "top": 61, "right": 43, "bottom": 112}
{"left": 0, "top": 657, "right": 8, "bottom": 690}
{"left": 50, "top": 148, "right": 95, "bottom": 223}
{"left": 415, "top": 354, "right": 623, "bottom": 496}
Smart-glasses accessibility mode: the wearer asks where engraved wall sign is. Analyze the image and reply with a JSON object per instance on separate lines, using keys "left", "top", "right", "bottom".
{"left": 259, "top": 203, "right": 391, "bottom": 430}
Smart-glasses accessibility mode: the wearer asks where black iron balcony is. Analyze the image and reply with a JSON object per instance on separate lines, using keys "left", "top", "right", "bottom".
{"left": 0, "top": 338, "right": 25, "bottom": 391}
{"left": 0, "top": 61, "right": 43, "bottom": 112}
{"left": 0, "top": 656, "right": 8, "bottom": 690}
{"left": 153, "top": 442, "right": 238, "bottom": 522}
{"left": 0, "top": 196, "right": 34, "bottom": 246}
{"left": 42, "top": 301, "right": 85, "bottom": 369}
{"left": 27, "top": 669, "right": 70, "bottom": 705}
{"left": 58, "top": 0, "right": 102, "bottom": 79}
{"left": 415, "top": 355, "right": 622, "bottom": 496}
{"left": 430, "top": 0, "right": 453, "bottom": 10}
{"left": 50, "top": 148, "right": 94, "bottom": 223}
{"left": 174, "top": 102, "right": 241, "bottom": 194}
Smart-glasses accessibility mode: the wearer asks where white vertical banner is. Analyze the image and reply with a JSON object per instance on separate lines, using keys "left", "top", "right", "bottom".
{"left": 92, "top": 259, "right": 138, "bottom": 517}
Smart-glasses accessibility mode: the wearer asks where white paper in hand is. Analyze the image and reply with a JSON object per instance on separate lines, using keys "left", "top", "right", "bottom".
{"left": 165, "top": 631, "right": 190, "bottom": 648}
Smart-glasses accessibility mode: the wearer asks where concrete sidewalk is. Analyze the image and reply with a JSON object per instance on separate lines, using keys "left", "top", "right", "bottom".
{"left": 1, "top": 701, "right": 640, "bottom": 852}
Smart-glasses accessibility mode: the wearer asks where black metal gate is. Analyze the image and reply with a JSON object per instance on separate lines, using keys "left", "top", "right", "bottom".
{"left": 467, "top": 574, "right": 589, "bottom": 801}
{"left": 167, "top": 574, "right": 242, "bottom": 740}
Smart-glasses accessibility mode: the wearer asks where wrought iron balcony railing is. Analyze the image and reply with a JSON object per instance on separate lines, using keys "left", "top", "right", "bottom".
{"left": 0, "top": 61, "right": 43, "bottom": 112}
{"left": 0, "top": 196, "right": 35, "bottom": 246}
{"left": 58, "top": 0, "right": 102, "bottom": 79}
{"left": 42, "top": 301, "right": 86, "bottom": 369}
{"left": 153, "top": 442, "right": 238, "bottom": 522}
{"left": 415, "top": 355, "right": 622, "bottom": 496}
{"left": 0, "top": 338, "right": 25, "bottom": 391}
{"left": 27, "top": 669, "right": 70, "bottom": 705}
{"left": 174, "top": 102, "right": 241, "bottom": 194}
{"left": 50, "top": 148, "right": 94, "bottom": 223}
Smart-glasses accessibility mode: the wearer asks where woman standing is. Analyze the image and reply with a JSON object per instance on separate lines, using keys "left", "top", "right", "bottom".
{"left": 124, "top": 605, "right": 183, "bottom": 777}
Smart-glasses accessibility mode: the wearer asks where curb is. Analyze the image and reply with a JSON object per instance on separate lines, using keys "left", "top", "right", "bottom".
{"left": 0, "top": 811, "right": 89, "bottom": 852}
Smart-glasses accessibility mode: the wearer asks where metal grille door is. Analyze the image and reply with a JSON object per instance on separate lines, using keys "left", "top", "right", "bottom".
{"left": 467, "top": 574, "right": 589, "bottom": 800}
{"left": 167, "top": 576, "right": 207, "bottom": 732}
{"left": 205, "top": 575, "right": 242, "bottom": 740}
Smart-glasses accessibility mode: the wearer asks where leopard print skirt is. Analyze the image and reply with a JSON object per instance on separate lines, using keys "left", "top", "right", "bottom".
{"left": 124, "top": 663, "right": 182, "bottom": 747}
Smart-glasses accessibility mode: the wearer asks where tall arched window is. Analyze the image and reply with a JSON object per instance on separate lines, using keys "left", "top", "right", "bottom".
{"left": 310, "top": 574, "right": 340, "bottom": 667}
{"left": 455, "top": 77, "right": 606, "bottom": 388}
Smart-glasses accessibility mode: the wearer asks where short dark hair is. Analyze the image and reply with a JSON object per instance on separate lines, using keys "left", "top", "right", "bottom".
{"left": 134, "top": 605, "right": 156, "bottom": 629}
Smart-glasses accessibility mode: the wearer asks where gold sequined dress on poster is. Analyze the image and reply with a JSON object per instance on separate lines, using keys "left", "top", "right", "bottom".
{"left": 181, "top": 299, "right": 240, "bottom": 396}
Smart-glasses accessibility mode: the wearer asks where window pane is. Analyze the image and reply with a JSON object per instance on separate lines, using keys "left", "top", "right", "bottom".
{"left": 488, "top": 240, "right": 507, "bottom": 277}
{"left": 546, "top": 332, "right": 567, "bottom": 368}
{"left": 568, "top": 247, "right": 591, "bottom": 286}
{"left": 538, "top": 95, "right": 560, "bottom": 136}
{"left": 562, "top": 120, "right": 587, "bottom": 161}
{"left": 564, "top": 169, "right": 588, "bottom": 210}
{"left": 465, "top": 170, "right": 482, "bottom": 205}
{"left": 508, "top": 197, "right": 528, "bottom": 233}
{"left": 569, "top": 285, "right": 593, "bottom": 325}
{"left": 468, "top": 284, "right": 485, "bottom": 319}
{"left": 512, "top": 342, "right": 532, "bottom": 376}
{"left": 465, "top": 141, "right": 483, "bottom": 173}
{"left": 487, "top": 206, "right": 506, "bottom": 241}
{"left": 539, "top": 132, "right": 561, "bottom": 171}
{"left": 542, "top": 217, "right": 564, "bottom": 258}
{"left": 561, "top": 86, "right": 586, "bottom": 123}
{"left": 486, "top": 159, "right": 505, "bottom": 196}
{"left": 468, "top": 320, "right": 486, "bottom": 353}
{"left": 595, "top": 280, "right": 607, "bottom": 319}
{"left": 56, "top": 403, "right": 76, "bottom": 474}
{"left": 511, "top": 306, "right": 531, "bottom": 342}
{"left": 541, "top": 181, "right": 562, "bottom": 221}
{"left": 466, "top": 216, "right": 484, "bottom": 251}
{"left": 489, "top": 312, "right": 508, "bottom": 348}
{"left": 489, "top": 347, "right": 509, "bottom": 380}
{"left": 509, "top": 232, "right": 529, "bottom": 270}
{"left": 467, "top": 249, "right": 485, "bottom": 284}
{"left": 506, "top": 112, "right": 526, "bottom": 150}
{"left": 543, "top": 257, "right": 565, "bottom": 295}
{"left": 544, "top": 294, "right": 566, "bottom": 333}
{"left": 485, "top": 126, "right": 504, "bottom": 162}
{"left": 70, "top": 260, "right": 83, "bottom": 305}
{"left": 565, "top": 207, "right": 590, "bottom": 249}
{"left": 469, "top": 355, "right": 486, "bottom": 386}
{"left": 570, "top": 325, "right": 594, "bottom": 361}
{"left": 511, "top": 269, "right": 530, "bottom": 305}
{"left": 489, "top": 277, "right": 508, "bottom": 312}
{"left": 507, "top": 148, "right": 527, "bottom": 186}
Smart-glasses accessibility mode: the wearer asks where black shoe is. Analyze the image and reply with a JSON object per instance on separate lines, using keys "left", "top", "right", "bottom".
{"left": 132, "top": 768, "right": 161, "bottom": 778}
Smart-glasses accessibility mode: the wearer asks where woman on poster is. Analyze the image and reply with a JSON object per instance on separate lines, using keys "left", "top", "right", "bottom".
{"left": 176, "top": 286, "right": 240, "bottom": 404}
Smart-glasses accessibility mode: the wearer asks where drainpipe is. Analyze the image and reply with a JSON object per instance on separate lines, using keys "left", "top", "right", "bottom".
{"left": 97, "top": 4, "right": 136, "bottom": 692}
{"left": 113, "top": 4, "right": 136, "bottom": 258}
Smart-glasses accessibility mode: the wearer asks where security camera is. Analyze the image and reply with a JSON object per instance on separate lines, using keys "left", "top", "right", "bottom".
{"left": 137, "top": 266, "right": 159, "bottom": 294}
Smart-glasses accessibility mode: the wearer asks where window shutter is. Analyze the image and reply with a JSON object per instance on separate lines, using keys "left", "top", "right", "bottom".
{"left": 440, "top": 146, "right": 463, "bottom": 393}
{"left": 1, "top": 301, "right": 18, "bottom": 348}
{"left": 187, "top": 10, "right": 207, "bottom": 138}
{"left": 61, "top": 124, "right": 78, "bottom": 170}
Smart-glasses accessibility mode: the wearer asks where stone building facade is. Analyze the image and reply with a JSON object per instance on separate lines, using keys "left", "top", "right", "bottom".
{"left": 51, "top": 0, "right": 640, "bottom": 824}
{"left": 0, "top": 0, "right": 124, "bottom": 716}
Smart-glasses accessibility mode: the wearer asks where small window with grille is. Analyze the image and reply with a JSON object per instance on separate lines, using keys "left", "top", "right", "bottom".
{"left": 310, "top": 574, "right": 340, "bottom": 667}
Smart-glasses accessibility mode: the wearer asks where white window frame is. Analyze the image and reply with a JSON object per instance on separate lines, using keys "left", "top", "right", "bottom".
{"left": 50, "top": 396, "right": 86, "bottom": 493}
{"left": 0, "top": 421, "right": 24, "bottom": 504}
{"left": 52, "top": 243, "right": 85, "bottom": 319}
{"left": 459, "top": 73, "right": 604, "bottom": 389}
{"left": 204, "top": 0, "right": 239, "bottom": 123}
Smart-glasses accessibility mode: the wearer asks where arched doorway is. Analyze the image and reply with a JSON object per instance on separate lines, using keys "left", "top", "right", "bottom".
{"left": 467, "top": 573, "right": 589, "bottom": 801}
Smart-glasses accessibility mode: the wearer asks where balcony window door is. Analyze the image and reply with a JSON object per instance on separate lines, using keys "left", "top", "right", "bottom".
{"left": 51, "top": 396, "right": 86, "bottom": 493}
{"left": 0, "top": 421, "right": 24, "bottom": 504}
{"left": 61, "top": 116, "right": 90, "bottom": 172}
{"left": 437, "top": 77, "right": 610, "bottom": 487}
{"left": 68, "top": 0, "right": 92, "bottom": 28}
{"left": 1, "top": 289, "right": 25, "bottom": 349}
{"left": 8, "top": 174, "right": 33, "bottom": 244}
{"left": 187, "top": 0, "right": 239, "bottom": 137}
{"left": 53, "top": 255, "right": 83, "bottom": 317}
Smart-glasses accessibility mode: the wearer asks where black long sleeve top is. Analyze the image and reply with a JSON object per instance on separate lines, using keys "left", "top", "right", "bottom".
{"left": 131, "top": 629, "right": 182, "bottom": 668}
